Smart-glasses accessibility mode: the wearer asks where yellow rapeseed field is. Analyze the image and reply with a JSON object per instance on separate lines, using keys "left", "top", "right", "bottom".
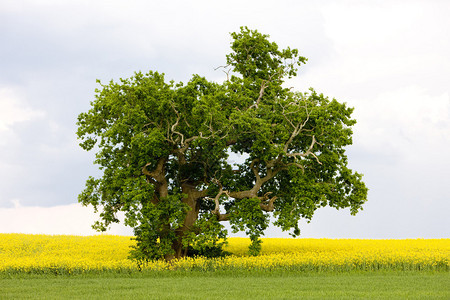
{"left": 0, "top": 234, "right": 448, "bottom": 274}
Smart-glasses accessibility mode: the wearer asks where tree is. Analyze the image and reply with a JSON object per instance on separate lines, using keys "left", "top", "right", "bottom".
{"left": 77, "top": 27, "right": 368, "bottom": 262}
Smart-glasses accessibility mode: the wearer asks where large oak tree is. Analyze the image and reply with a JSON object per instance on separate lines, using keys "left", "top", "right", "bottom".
{"left": 77, "top": 27, "right": 368, "bottom": 261}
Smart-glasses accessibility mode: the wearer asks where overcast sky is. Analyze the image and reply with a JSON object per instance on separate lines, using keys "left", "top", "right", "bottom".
{"left": 1, "top": 0, "right": 449, "bottom": 238}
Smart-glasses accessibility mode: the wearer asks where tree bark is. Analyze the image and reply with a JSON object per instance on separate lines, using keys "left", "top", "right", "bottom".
{"left": 170, "top": 184, "right": 205, "bottom": 259}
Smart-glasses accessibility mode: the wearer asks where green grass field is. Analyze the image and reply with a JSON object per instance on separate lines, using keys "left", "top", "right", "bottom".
{"left": 1, "top": 271, "right": 449, "bottom": 299}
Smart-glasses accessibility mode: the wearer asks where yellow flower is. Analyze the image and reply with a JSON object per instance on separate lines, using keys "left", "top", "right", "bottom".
{"left": 0, "top": 234, "right": 448, "bottom": 273}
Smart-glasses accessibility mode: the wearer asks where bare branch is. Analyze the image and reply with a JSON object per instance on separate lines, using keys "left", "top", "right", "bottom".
{"left": 217, "top": 214, "right": 230, "bottom": 221}
{"left": 282, "top": 162, "right": 305, "bottom": 173}
{"left": 229, "top": 190, "right": 255, "bottom": 200}
{"left": 169, "top": 103, "right": 185, "bottom": 145}
{"left": 142, "top": 157, "right": 169, "bottom": 199}
{"left": 248, "top": 67, "right": 285, "bottom": 110}
{"left": 249, "top": 80, "right": 268, "bottom": 109}
{"left": 214, "top": 64, "right": 230, "bottom": 71}
{"left": 249, "top": 159, "right": 261, "bottom": 182}
{"left": 286, "top": 135, "right": 322, "bottom": 165}
{"left": 258, "top": 191, "right": 272, "bottom": 201}
{"left": 206, "top": 181, "right": 231, "bottom": 222}
{"left": 214, "top": 64, "right": 231, "bottom": 81}
{"left": 279, "top": 99, "right": 322, "bottom": 165}
{"left": 142, "top": 157, "right": 167, "bottom": 182}
{"left": 260, "top": 196, "right": 278, "bottom": 212}
{"left": 282, "top": 99, "right": 311, "bottom": 153}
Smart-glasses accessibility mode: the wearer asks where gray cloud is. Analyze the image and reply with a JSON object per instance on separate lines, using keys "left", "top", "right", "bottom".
{"left": 0, "top": 0, "right": 449, "bottom": 238}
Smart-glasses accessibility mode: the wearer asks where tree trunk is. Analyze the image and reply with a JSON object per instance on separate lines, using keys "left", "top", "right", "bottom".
{"left": 169, "top": 184, "right": 201, "bottom": 260}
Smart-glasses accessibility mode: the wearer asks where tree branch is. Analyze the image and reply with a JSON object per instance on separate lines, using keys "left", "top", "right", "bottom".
{"left": 214, "top": 64, "right": 231, "bottom": 81}
{"left": 249, "top": 80, "right": 268, "bottom": 109}
{"left": 169, "top": 103, "right": 185, "bottom": 145}
{"left": 142, "top": 157, "right": 167, "bottom": 182}
{"left": 207, "top": 182, "right": 231, "bottom": 222}
{"left": 142, "top": 156, "right": 169, "bottom": 199}
{"left": 260, "top": 196, "right": 278, "bottom": 212}
{"left": 249, "top": 159, "right": 261, "bottom": 182}
{"left": 248, "top": 67, "right": 285, "bottom": 110}
{"left": 282, "top": 99, "right": 311, "bottom": 153}
{"left": 286, "top": 135, "right": 322, "bottom": 165}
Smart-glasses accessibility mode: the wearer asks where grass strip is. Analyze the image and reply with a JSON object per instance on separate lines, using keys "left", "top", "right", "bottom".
{"left": 1, "top": 271, "right": 449, "bottom": 299}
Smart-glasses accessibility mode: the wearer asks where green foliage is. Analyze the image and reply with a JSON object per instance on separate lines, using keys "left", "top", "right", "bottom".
{"left": 182, "top": 213, "right": 229, "bottom": 258}
{"left": 77, "top": 26, "right": 368, "bottom": 261}
{"left": 185, "top": 244, "right": 231, "bottom": 258}
{"left": 229, "top": 198, "right": 269, "bottom": 256}
{"left": 128, "top": 194, "right": 188, "bottom": 263}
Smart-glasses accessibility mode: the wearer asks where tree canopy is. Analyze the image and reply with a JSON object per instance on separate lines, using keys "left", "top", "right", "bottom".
{"left": 77, "top": 27, "right": 368, "bottom": 261}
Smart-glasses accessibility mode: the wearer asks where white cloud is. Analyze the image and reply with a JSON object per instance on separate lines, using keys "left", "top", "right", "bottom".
{"left": 295, "top": 1, "right": 450, "bottom": 96}
{"left": 354, "top": 87, "right": 450, "bottom": 162}
{"left": 0, "top": 200, "right": 133, "bottom": 236}
{"left": 289, "top": 1, "right": 450, "bottom": 165}
{"left": 0, "top": 88, "right": 45, "bottom": 134}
